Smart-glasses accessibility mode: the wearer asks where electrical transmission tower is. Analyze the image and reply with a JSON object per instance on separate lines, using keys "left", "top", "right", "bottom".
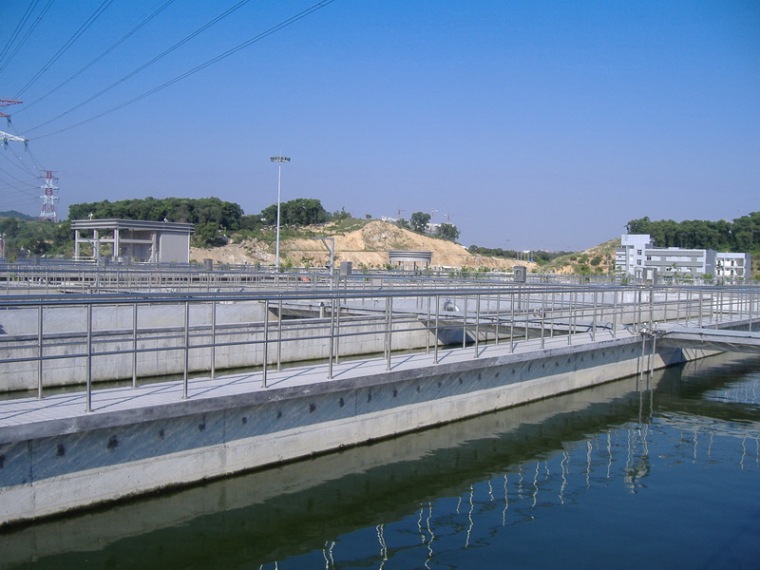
{"left": 1, "top": 99, "right": 26, "bottom": 147}
{"left": 39, "top": 170, "right": 59, "bottom": 222}
{"left": 0, "top": 99, "right": 22, "bottom": 120}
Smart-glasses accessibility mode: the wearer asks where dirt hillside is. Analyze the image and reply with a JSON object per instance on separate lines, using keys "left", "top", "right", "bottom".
{"left": 191, "top": 220, "right": 536, "bottom": 271}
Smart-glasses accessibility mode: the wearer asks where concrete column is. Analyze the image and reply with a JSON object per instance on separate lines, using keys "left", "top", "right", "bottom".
{"left": 114, "top": 228, "right": 120, "bottom": 260}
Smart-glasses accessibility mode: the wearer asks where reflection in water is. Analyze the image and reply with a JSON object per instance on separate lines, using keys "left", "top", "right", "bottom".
{"left": 2, "top": 354, "right": 760, "bottom": 569}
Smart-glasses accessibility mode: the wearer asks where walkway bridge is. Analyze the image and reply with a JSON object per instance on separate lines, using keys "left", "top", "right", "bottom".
{"left": 653, "top": 322, "right": 760, "bottom": 354}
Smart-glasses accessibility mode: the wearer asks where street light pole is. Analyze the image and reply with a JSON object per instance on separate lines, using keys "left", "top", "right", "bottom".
{"left": 270, "top": 155, "right": 290, "bottom": 271}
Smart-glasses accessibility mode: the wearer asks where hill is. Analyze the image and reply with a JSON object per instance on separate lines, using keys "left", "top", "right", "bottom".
{"left": 190, "top": 220, "right": 538, "bottom": 271}
{"left": 0, "top": 211, "right": 34, "bottom": 220}
{"left": 541, "top": 239, "right": 620, "bottom": 275}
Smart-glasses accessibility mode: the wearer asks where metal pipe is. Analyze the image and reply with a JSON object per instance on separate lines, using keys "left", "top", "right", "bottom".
{"left": 277, "top": 298, "right": 282, "bottom": 371}
{"left": 85, "top": 303, "right": 93, "bottom": 412}
{"left": 182, "top": 301, "right": 189, "bottom": 399}
{"left": 474, "top": 294, "right": 480, "bottom": 358}
{"left": 37, "top": 305, "right": 44, "bottom": 399}
{"left": 386, "top": 297, "right": 393, "bottom": 370}
{"left": 328, "top": 297, "right": 335, "bottom": 379}
{"left": 262, "top": 299, "right": 269, "bottom": 388}
{"left": 434, "top": 295, "right": 440, "bottom": 364}
{"left": 210, "top": 300, "right": 217, "bottom": 379}
{"left": 132, "top": 302, "right": 138, "bottom": 388}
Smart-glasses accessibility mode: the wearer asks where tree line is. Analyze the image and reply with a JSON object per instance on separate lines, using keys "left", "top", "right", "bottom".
{"left": 395, "top": 211, "right": 460, "bottom": 242}
{"left": 626, "top": 212, "right": 759, "bottom": 252}
{"left": 466, "top": 245, "right": 572, "bottom": 264}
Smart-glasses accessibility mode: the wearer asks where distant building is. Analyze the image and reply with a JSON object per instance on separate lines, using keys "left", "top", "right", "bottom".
{"left": 716, "top": 252, "right": 753, "bottom": 282}
{"left": 616, "top": 234, "right": 752, "bottom": 282}
{"left": 388, "top": 250, "right": 432, "bottom": 270}
{"left": 71, "top": 219, "right": 194, "bottom": 263}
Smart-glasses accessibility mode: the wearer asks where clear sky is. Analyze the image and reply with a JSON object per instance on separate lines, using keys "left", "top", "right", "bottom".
{"left": 1, "top": 0, "right": 758, "bottom": 251}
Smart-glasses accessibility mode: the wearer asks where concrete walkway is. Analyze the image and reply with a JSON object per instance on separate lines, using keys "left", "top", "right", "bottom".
{"left": 0, "top": 327, "right": 635, "bottom": 436}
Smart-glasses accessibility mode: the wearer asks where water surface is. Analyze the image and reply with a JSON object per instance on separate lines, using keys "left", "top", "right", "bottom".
{"left": 2, "top": 353, "right": 759, "bottom": 569}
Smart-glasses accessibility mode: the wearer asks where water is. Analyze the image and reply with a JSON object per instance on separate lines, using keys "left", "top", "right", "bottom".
{"left": 2, "top": 353, "right": 760, "bottom": 570}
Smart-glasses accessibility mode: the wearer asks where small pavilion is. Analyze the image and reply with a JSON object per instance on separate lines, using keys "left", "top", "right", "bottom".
{"left": 71, "top": 219, "right": 194, "bottom": 263}
{"left": 388, "top": 250, "right": 433, "bottom": 271}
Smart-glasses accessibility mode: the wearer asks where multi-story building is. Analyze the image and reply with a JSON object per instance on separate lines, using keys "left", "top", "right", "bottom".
{"left": 716, "top": 252, "right": 753, "bottom": 282}
{"left": 616, "top": 234, "right": 752, "bottom": 282}
{"left": 615, "top": 234, "right": 652, "bottom": 277}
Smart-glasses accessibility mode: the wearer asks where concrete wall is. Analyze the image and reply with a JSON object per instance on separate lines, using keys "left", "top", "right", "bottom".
{"left": 0, "top": 335, "right": 688, "bottom": 527}
{"left": 0, "top": 292, "right": 716, "bottom": 393}
{"left": 0, "top": 305, "right": 439, "bottom": 391}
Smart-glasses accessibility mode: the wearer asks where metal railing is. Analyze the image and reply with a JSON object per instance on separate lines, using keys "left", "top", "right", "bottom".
{"left": 1, "top": 281, "right": 758, "bottom": 411}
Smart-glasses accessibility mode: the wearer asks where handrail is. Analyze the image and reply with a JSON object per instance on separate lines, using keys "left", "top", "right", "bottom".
{"left": 0, "top": 282, "right": 758, "bottom": 410}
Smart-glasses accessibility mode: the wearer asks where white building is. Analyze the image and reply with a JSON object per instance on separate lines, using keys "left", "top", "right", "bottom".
{"left": 616, "top": 234, "right": 752, "bottom": 282}
{"left": 615, "top": 234, "right": 652, "bottom": 277}
{"left": 716, "top": 252, "right": 753, "bottom": 282}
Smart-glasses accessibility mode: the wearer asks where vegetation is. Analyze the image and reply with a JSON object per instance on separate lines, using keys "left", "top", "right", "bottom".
{"left": 259, "top": 198, "right": 328, "bottom": 227}
{"left": 626, "top": 213, "right": 760, "bottom": 252}
{"left": 467, "top": 245, "right": 573, "bottom": 265}
{"left": 0, "top": 210, "right": 34, "bottom": 221}
{"left": 0, "top": 216, "right": 71, "bottom": 259}
{"left": 69, "top": 197, "right": 244, "bottom": 230}
{"left": 395, "top": 211, "right": 461, "bottom": 242}
{"left": 2, "top": 201, "right": 757, "bottom": 277}
{"left": 436, "top": 222, "right": 460, "bottom": 242}
{"left": 409, "top": 211, "right": 431, "bottom": 234}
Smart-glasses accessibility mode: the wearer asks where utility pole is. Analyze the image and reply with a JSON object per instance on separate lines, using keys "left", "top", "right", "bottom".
{"left": 270, "top": 155, "right": 290, "bottom": 271}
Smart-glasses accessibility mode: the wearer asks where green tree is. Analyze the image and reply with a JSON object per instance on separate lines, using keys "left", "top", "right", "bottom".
{"left": 436, "top": 223, "right": 460, "bottom": 242}
{"left": 409, "top": 211, "right": 431, "bottom": 234}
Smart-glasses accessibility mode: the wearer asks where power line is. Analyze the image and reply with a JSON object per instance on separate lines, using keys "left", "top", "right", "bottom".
{"left": 0, "top": 0, "right": 41, "bottom": 73}
{"left": 16, "top": 0, "right": 178, "bottom": 116}
{"left": 32, "top": 0, "right": 337, "bottom": 140}
{"left": 25, "top": 0, "right": 254, "bottom": 135}
{"left": 0, "top": 0, "right": 56, "bottom": 76}
{"left": 0, "top": 165, "right": 40, "bottom": 197}
{"left": 13, "top": 0, "right": 116, "bottom": 99}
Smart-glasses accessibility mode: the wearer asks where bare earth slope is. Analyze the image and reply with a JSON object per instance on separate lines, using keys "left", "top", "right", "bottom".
{"left": 191, "top": 220, "right": 534, "bottom": 271}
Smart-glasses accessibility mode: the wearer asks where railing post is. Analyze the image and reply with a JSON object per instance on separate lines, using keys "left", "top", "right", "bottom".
{"left": 37, "top": 305, "right": 43, "bottom": 399}
{"left": 335, "top": 296, "right": 341, "bottom": 365}
{"left": 462, "top": 296, "right": 468, "bottom": 349}
{"left": 182, "top": 301, "right": 189, "bottom": 399}
{"left": 750, "top": 289, "right": 755, "bottom": 332}
{"left": 386, "top": 297, "right": 393, "bottom": 370}
{"left": 426, "top": 295, "right": 432, "bottom": 353}
{"left": 495, "top": 293, "right": 501, "bottom": 345}
{"left": 210, "top": 300, "right": 217, "bottom": 379}
{"left": 474, "top": 294, "right": 480, "bottom": 358}
{"left": 132, "top": 302, "right": 138, "bottom": 388}
{"left": 85, "top": 303, "right": 93, "bottom": 412}
{"left": 434, "top": 295, "right": 440, "bottom": 364}
{"left": 699, "top": 289, "right": 704, "bottom": 327}
{"left": 277, "top": 298, "right": 283, "bottom": 371}
{"left": 328, "top": 297, "right": 336, "bottom": 379}
{"left": 510, "top": 289, "right": 515, "bottom": 352}
{"left": 540, "top": 290, "right": 546, "bottom": 348}
{"left": 262, "top": 300, "right": 270, "bottom": 388}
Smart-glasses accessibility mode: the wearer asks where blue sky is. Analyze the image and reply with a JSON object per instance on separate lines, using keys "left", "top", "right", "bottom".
{"left": 1, "top": 0, "right": 758, "bottom": 251}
